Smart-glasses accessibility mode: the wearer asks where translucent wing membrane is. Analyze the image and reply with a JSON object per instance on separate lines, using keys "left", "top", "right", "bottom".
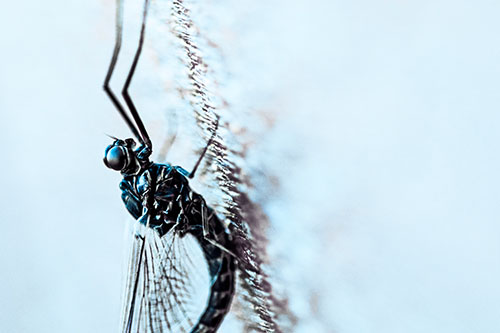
{"left": 121, "top": 221, "right": 210, "bottom": 333}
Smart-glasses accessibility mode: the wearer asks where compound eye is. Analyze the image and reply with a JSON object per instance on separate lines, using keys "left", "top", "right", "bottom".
{"left": 104, "top": 146, "right": 128, "bottom": 171}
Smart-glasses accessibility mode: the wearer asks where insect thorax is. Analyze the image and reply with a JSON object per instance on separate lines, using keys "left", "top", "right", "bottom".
{"left": 120, "top": 163, "right": 204, "bottom": 237}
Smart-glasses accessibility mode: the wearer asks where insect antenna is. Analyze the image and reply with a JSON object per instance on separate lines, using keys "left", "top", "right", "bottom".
{"left": 103, "top": 0, "right": 144, "bottom": 146}
{"left": 121, "top": 0, "right": 153, "bottom": 150}
{"left": 105, "top": 133, "right": 119, "bottom": 141}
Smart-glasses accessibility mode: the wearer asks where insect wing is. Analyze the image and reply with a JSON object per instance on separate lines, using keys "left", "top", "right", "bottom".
{"left": 121, "top": 220, "right": 211, "bottom": 333}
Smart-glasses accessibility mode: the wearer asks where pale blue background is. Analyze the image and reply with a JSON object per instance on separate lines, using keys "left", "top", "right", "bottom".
{"left": 0, "top": 0, "right": 499, "bottom": 332}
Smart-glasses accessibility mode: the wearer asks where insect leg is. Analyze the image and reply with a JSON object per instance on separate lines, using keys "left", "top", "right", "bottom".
{"left": 103, "top": 0, "right": 144, "bottom": 145}
{"left": 121, "top": 0, "right": 153, "bottom": 149}
{"left": 157, "top": 110, "right": 178, "bottom": 162}
{"left": 201, "top": 200, "right": 209, "bottom": 238}
{"left": 203, "top": 236, "right": 237, "bottom": 259}
{"left": 124, "top": 233, "right": 146, "bottom": 333}
{"left": 201, "top": 205, "right": 237, "bottom": 258}
{"left": 188, "top": 115, "right": 219, "bottom": 179}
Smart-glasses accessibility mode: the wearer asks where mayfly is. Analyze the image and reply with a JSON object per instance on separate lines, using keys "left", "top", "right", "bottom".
{"left": 102, "top": 0, "right": 236, "bottom": 332}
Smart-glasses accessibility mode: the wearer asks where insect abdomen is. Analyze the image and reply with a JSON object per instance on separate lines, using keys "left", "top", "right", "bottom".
{"left": 191, "top": 245, "right": 235, "bottom": 333}
{"left": 187, "top": 208, "right": 236, "bottom": 333}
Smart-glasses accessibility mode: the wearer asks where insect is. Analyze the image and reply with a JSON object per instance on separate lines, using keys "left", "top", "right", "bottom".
{"left": 102, "top": 0, "right": 236, "bottom": 332}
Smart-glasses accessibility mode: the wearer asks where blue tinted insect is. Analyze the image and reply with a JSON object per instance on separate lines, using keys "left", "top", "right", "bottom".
{"left": 102, "top": 0, "right": 236, "bottom": 332}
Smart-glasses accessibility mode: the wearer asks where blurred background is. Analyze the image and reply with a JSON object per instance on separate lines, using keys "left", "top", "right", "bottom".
{"left": 1, "top": 0, "right": 499, "bottom": 332}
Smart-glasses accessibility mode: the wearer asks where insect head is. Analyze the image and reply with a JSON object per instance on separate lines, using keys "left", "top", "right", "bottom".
{"left": 104, "top": 138, "right": 151, "bottom": 175}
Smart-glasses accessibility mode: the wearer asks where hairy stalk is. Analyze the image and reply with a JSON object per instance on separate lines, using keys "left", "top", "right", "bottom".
{"left": 167, "top": 0, "right": 293, "bottom": 331}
